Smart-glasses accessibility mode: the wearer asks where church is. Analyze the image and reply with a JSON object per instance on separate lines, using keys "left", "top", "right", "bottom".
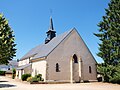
{"left": 16, "top": 17, "right": 97, "bottom": 83}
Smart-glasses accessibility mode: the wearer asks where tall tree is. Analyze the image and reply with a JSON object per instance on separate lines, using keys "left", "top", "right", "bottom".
{"left": 0, "top": 13, "right": 16, "bottom": 64}
{"left": 94, "top": 0, "right": 120, "bottom": 83}
{"left": 94, "top": 0, "right": 120, "bottom": 65}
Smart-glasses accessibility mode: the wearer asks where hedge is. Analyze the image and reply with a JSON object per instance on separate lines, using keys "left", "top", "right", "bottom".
{"left": 21, "top": 74, "right": 31, "bottom": 81}
{"left": 0, "top": 71, "right": 6, "bottom": 76}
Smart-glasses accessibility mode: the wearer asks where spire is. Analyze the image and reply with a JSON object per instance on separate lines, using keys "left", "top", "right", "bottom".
{"left": 45, "top": 17, "right": 56, "bottom": 44}
{"left": 49, "top": 17, "right": 54, "bottom": 31}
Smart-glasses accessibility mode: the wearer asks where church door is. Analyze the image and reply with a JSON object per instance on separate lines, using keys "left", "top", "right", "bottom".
{"left": 72, "top": 54, "right": 80, "bottom": 82}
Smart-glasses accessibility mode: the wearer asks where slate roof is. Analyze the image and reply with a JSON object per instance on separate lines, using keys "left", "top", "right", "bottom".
{"left": 17, "top": 63, "right": 31, "bottom": 70}
{"left": 8, "top": 60, "right": 18, "bottom": 67}
{"left": 0, "top": 61, "right": 18, "bottom": 71}
{"left": 20, "top": 28, "right": 75, "bottom": 60}
{"left": 0, "top": 65, "right": 9, "bottom": 69}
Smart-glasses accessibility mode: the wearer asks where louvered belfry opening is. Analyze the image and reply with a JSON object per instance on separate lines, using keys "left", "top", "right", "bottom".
{"left": 45, "top": 17, "right": 56, "bottom": 44}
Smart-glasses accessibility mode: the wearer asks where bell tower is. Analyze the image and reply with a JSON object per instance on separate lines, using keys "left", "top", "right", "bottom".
{"left": 45, "top": 17, "right": 56, "bottom": 44}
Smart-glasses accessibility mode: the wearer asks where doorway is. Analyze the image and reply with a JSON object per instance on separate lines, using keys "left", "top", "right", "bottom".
{"left": 72, "top": 54, "right": 80, "bottom": 82}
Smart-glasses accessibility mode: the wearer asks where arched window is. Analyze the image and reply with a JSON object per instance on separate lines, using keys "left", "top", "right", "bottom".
{"left": 73, "top": 54, "right": 78, "bottom": 63}
{"left": 89, "top": 66, "right": 92, "bottom": 73}
{"left": 56, "top": 63, "right": 60, "bottom": 72}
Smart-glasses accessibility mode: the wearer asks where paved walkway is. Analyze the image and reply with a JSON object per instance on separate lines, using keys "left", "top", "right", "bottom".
{"left": 0, "top": 76, "right": 120, "bottom": 90}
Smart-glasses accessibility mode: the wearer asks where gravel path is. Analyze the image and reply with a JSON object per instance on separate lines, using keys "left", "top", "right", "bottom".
{"left": 0, "top": 76, "right": 120, "bottom": 90}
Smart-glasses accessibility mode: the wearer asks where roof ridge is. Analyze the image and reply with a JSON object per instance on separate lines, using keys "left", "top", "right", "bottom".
{"left": 20, "top": 28, "right": 76, "bottom": 61}
{"left": 33, "top": 28, "right": 75, "bottom": 60}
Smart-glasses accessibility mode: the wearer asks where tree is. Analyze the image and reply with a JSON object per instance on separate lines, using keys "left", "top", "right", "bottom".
{"left": 97, "top": 63, "right": 116, "bottom": 82}
{"left": 94, "top": 0, "right": 120, "bottom": 65}
{"left": 0, "top": 13, "right": 16, "bottom": 64}
{"left": 109, "top": 63, "right": 120, "bottom": 84}
{"left": 94, "top": 0, "right": 120, "bottom": 83}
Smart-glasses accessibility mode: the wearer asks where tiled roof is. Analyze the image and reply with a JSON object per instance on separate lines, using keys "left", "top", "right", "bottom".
{"left": 20, "top": 28, "right": 75, "bottom": 60}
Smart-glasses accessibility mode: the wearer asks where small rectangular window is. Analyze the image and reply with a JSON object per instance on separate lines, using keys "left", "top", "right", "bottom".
{"left": 89, "top": 66, "right": 92, "bottom": 73}
{"left": 56, "top": 63, "right": 60, "bottom": 72}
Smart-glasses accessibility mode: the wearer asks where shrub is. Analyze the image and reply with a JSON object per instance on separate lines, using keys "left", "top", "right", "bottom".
{"left": 21, "top": 74, "right": 31, "bottom": 81}
{"left": 0, "top": 71, "right": 6, "bottom": 76}
{"left": 12, "top": 68, "right": 16, "bottom": 79}
{"left": 35, "top": 74, "right": 42, "bottom": 81}
{"left": 12, "top": 74, "right": 16, "bottom": 79}
{"left": 30, "top": 77, "right": 39, "bottom": 82}
{"left": 27, "top": 77, "right": 38, "bottom": 83}
{"left": 29, "top": 74, "right": 44, "bottom": 83}
{"left": 27, "top": 77, "right": 32, "bottom": 82}
{"left": 12, "top": 68, "right": 16, "bottom": 74}
{"left": 36, "top": 74, "right": 42, "bottom": 78}
{"left": 110, "top": 76, "right": 120, "bottom": 84}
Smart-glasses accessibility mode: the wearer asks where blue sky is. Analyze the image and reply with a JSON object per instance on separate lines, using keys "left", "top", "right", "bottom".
{"left": 0, "top": 0, "right": 110, "bottom": 63}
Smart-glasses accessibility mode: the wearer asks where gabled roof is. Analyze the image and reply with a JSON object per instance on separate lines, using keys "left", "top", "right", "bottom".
{"left": 20, "top": 28, "right": 75, "bottom": 60}
{"left": 17, "top": 63, "right": 31, "bottom": 70}
{"left": 8, "top": 60, "right": 18, "bottom": 66}
{"left": 0, "top": 64, "right": 9, "bottom": 68}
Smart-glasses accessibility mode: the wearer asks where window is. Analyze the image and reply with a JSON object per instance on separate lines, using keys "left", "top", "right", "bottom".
{"left": 56, "top": 63, "right": 60, "bottom": 72}
{"left": 89, "top": 66, "right": 92, "bottom": 73}
{"left": 73, "top": 54, "right": 78, "bottom": 63}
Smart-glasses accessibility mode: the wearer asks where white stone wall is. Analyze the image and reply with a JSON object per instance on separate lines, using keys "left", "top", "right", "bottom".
{"left": 16, "top": 66, "right": 31, "bottom": 79}
{"left": 17, "top": 70, "right": 23, "bottom": 79}
{"left": 32, "top": 60, "right": 47, "bottom": 81}
{"left": 18, "top": 58, "right": 30, "bottom": 66}
{"left": 16, "top": 65, "right": 32, "bottom": 79}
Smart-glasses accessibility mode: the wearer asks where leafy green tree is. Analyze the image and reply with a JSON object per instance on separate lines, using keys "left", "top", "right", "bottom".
{"left": 109, "top": 63, "right": 120, "bottom": 84}
{"left": 94, "top": 0, "right": 120, "bottom": 83}
{"left": 0, "top": 13, "right": 16, "bottom": 64}
{"left": 94, "top": 0, "right": 120, "bottom": 65}
{"left": 97, "top": 63, "right": 116, "bottom": 82}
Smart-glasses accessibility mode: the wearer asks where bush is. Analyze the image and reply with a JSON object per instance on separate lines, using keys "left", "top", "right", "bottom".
{"left": 12, "top": 68, "right": 16, "bottom": 79}
{"left": 35, "top": 74, "right": 42, "bottom": 78}
{"left": 35, "top": 74, "right": 42, "bottom": 81}
{"left": 0, "top": 71, "right": 6, "bottom": 76}
{"left": 30, "top": 77, "right": 39, "bottom": 82}
{"left": 21, "top": 74, "right": 31, "bottom": 81}
{"left": 110, "top": 76, "right": 120, "bottom": 84}
{"left": 12, "top": 68, "right": 16, "bottom": 74}
{"left": 27, "top": 77, "right": 38, "bottom": 83}
{"left": 12, "top": 74, "right": 16, "bottom": 79}
{"left": 27, "top": 77, "right": 32, "bottom": 82}
{"left": 29, "top": 74, "right": 44, "bottom": 83}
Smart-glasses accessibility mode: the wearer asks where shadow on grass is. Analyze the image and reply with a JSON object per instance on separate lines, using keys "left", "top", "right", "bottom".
{"left": 0, "top": 84, "right": 16, "bottom": 88}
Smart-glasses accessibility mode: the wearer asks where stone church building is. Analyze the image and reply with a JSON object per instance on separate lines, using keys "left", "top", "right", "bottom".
{"left": 16, "top": 17, "right": 97, "bottom": 83}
